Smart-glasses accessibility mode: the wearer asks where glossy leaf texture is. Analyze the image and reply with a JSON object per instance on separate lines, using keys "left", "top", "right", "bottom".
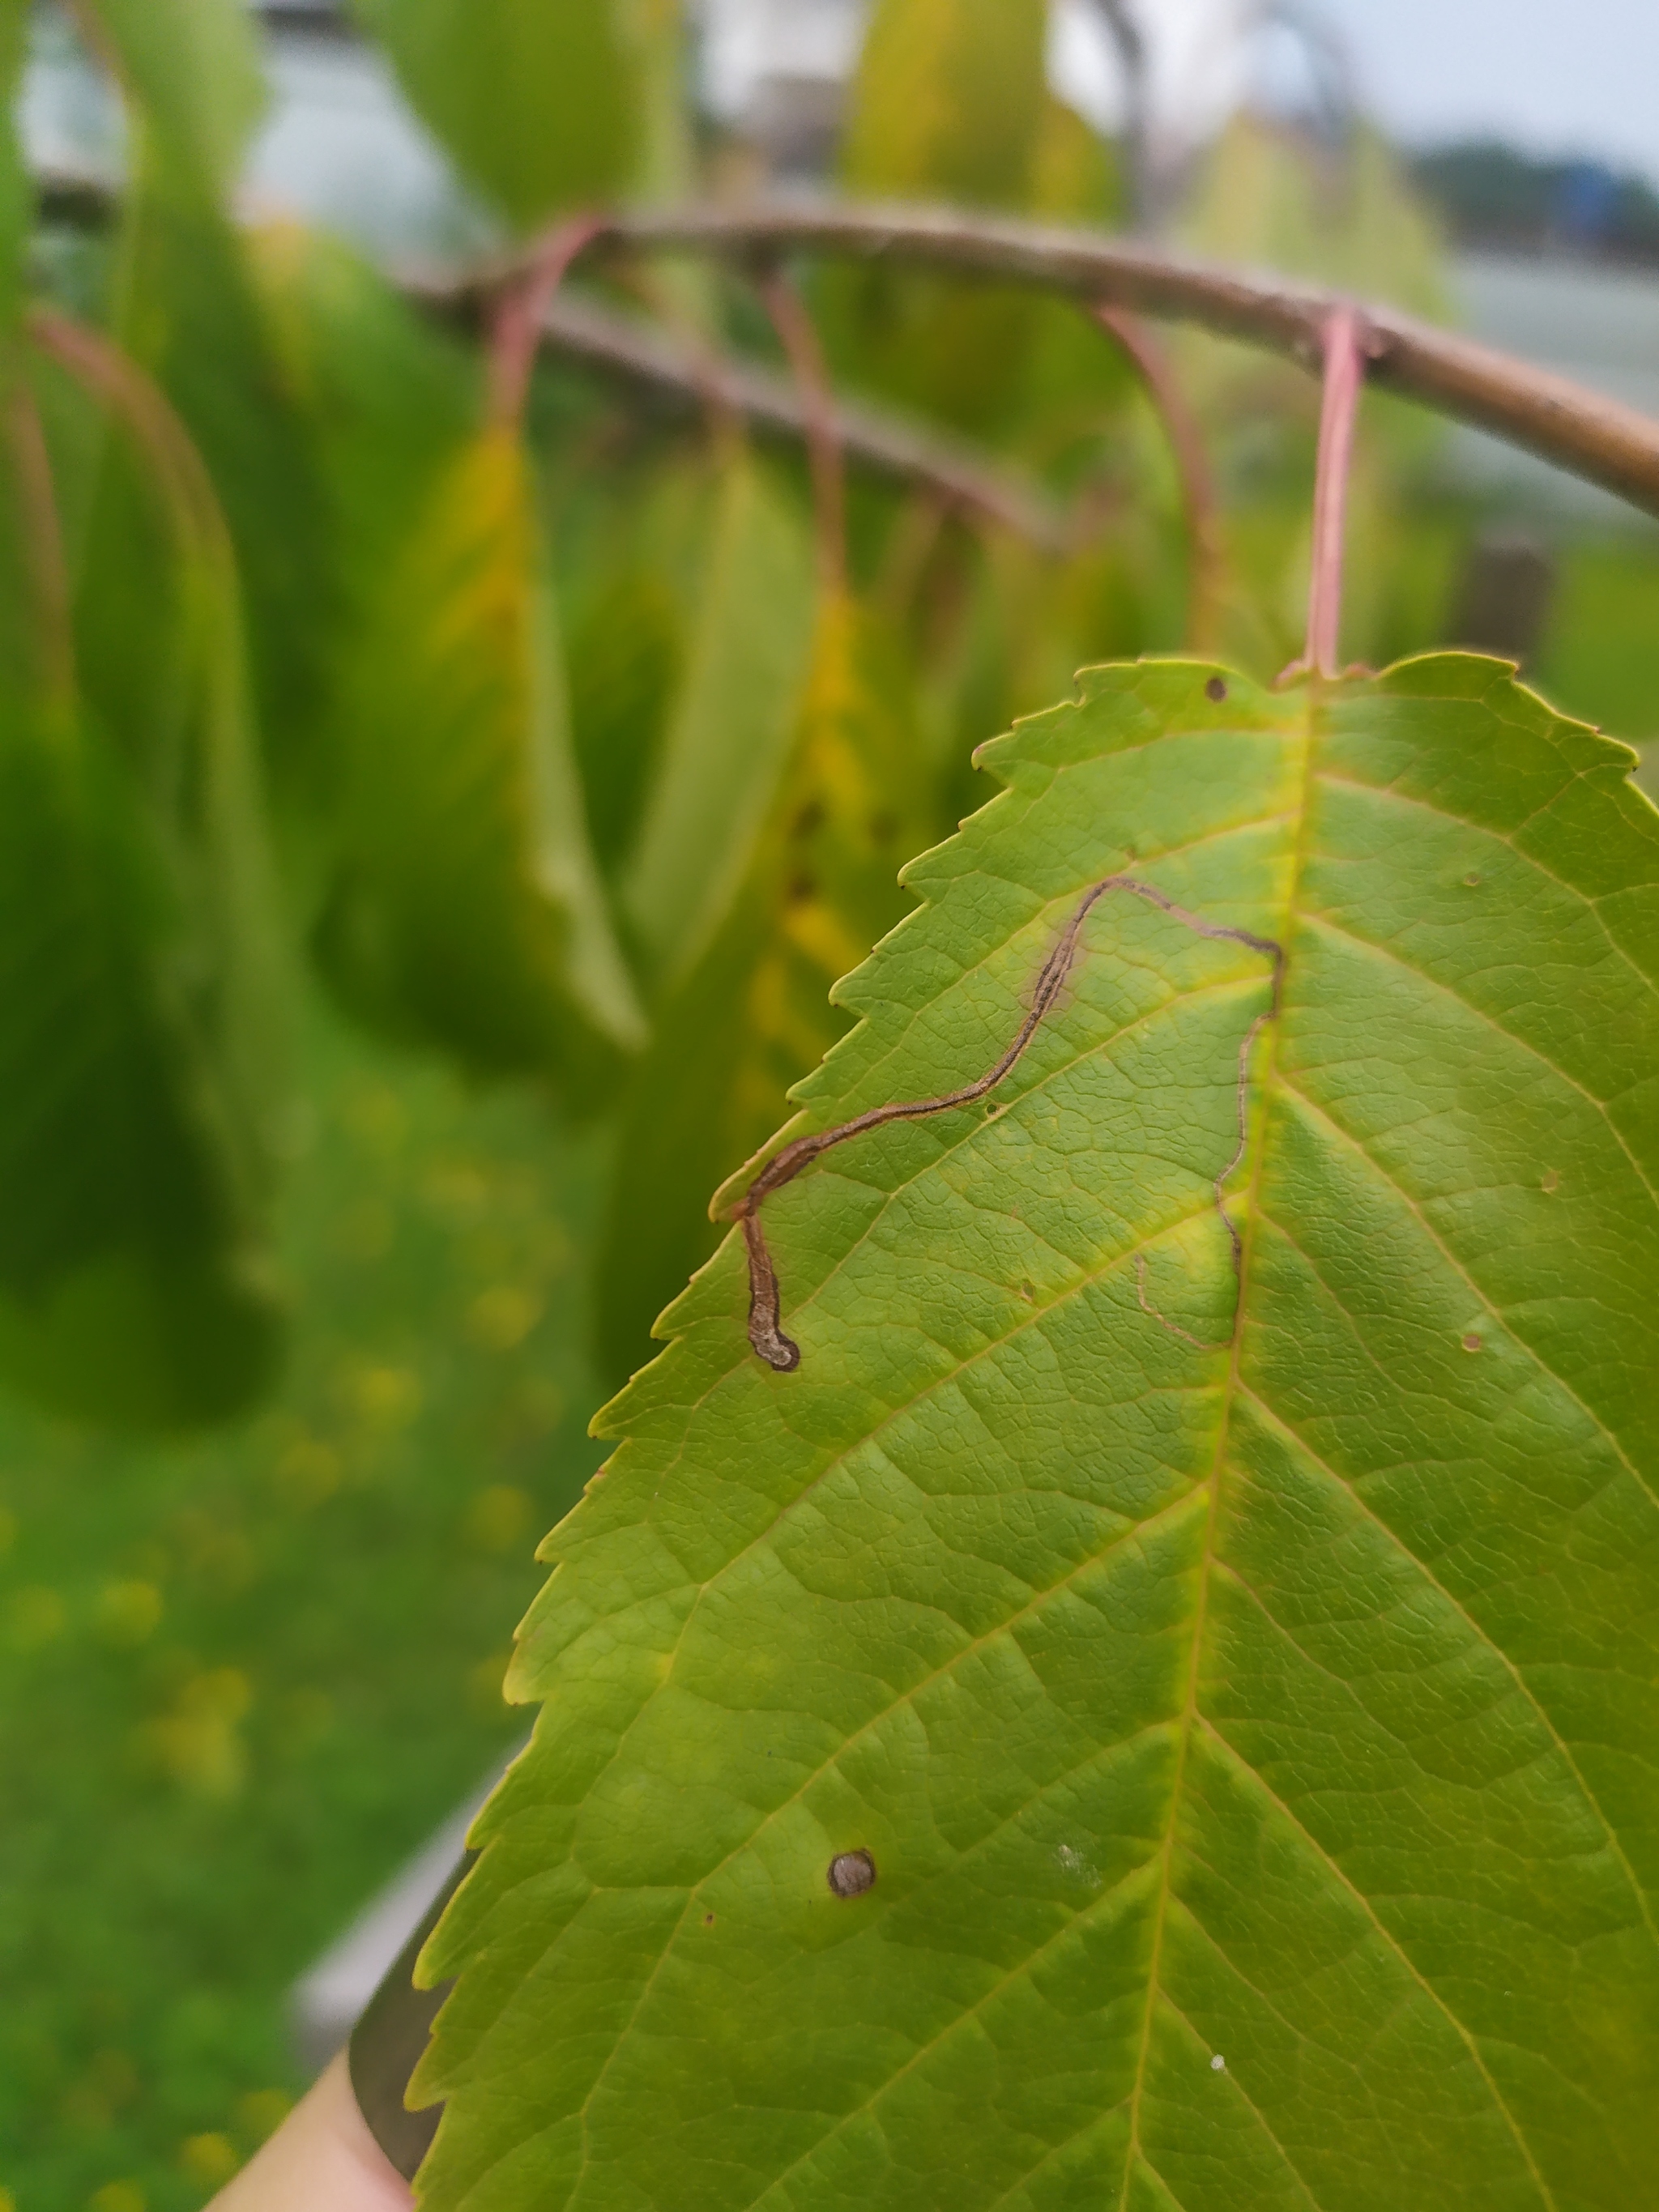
{"left": 595, "top": 597, "right": 935, "bottom": 1387}
{"left": 316, "top": 424, "right": 646, "bottom": 1089}
{"left": 412, "top": 654, "right": 1659, "bottom": 2211}
{"left": 352, "top": 0, "right": 644, "bottom": 231}
{"left": 0, "top": 339, "right": 287, "bottom": 1430}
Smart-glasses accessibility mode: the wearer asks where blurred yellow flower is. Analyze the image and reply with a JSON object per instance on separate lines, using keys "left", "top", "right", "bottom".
{"left": 95, "top": 1582, "right": 163, "bottom": 1648}
{"left": 339, "top": 1363, "right": 422, "bottom": 1430}
{"left": 272, "top": 1435, "right": 343, "bottom": 1511}
{"left": 179, "top": 2134, "right": 240, "bottom": 2188}
{"left": 235, "top": 2087, "right": 293, "bottom": 2142}
{"left": 465, "top": 1284, "right": 542, "bottom": 1352}
{"left": 135, "top": 1670, "right": 253, "bottom": 1799}
{"left": 89, "top": 2185, "right": 145, "bottom": 2212}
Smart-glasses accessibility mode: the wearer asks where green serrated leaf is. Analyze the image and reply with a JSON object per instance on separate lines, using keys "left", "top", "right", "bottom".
{"left": 317, "top": 425, "right": 646, "bottom": 1087}
{"left": 413, "top": 654, "right": 1659, "bottom": 2210}
{"left": 620, "top": 455, "right": 817, "bottom": 986}
{"left": 352, "top": 0, "right": 644, "bottom": 231}
{"left": 595, "top": 596, "right": 934, "bottom": 1386}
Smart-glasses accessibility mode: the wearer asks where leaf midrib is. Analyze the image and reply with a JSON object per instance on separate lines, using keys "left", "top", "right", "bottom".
{"left": 1111, "top": 693, "right": 1320, "bottom": 2210}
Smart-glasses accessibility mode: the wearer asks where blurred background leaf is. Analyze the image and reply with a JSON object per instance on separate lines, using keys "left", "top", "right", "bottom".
{"left": 597, "top": 595, "right": 934, "bottom": 1384}
{"left": 350, "top": 0, "right": 647, "bottom": 231}
{"left": 314, "top": 423, "right": 645, "bottom": 1088}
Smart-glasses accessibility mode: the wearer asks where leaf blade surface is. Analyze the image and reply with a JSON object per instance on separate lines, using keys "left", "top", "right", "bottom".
{"left": 414, "top": 655, "right": 1659, "bottom": 2212}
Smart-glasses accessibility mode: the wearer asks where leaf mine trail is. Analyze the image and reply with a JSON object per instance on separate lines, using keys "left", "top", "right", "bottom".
{"left": 729, "top": 873, "right": 1285, "bottom": 1370}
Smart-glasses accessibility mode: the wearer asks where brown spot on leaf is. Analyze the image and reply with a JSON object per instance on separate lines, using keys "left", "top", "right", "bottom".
{"left": 1205, "top": 676, "right": 1227, "bottom": 702}
{"left": 1464, "top": 872, "right": 1482, "bottom": 888}
{"left": 1462, "top": 1332, "right": 1482, "bottom": 1353}
{"left": 828, "top": 1849, "right": 876, "bottom": 1899}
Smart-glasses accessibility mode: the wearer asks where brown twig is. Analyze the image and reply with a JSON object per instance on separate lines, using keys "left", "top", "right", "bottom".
{"left": 590, "top": 201, "right": 1659, "bottom": 524}
{"left": 460, "top": 288, "right": 1070, "bottom": 550}
{"left": 38, "top": 167, "right": 1659, "bottom": 529}
{"left": 727, "top": 872, "right": 1283, "bottom": 1371}
{"left": 1093, "top": 304, "right": 1223, "bottom": 650}
{"left": 755, "top": 266, "right": 847, "bottom": 595}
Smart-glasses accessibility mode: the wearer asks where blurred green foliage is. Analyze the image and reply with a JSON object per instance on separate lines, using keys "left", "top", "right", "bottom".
{"left": 2, "top": 0, "right": 1658, "bottom": 2198}
{"left": 0, "top": 997, "right": 604, "bottom": 2209}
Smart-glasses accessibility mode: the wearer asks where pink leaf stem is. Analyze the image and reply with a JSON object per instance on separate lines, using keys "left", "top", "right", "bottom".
{"left": 1094, "top": 303, "right": 1223, "bottom": 651}
{"left": 1303, "top": 305, "right": 1367, "bottom": 678}
{"left": 488, "top": 213, "right": 609, "bottom": 425}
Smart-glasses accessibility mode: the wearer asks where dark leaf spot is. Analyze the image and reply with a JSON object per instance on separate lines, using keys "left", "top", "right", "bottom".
{"left": 1462, "top": 1332, "right": 1482, "bottom": 1353}
{"left": 828, "top": 1849, "right": 876, "bottom": 1899}
{"left": 1464, "top": 872, "right": 1482, "bottom": 888}
{"left": 703, "top": 1913, "right": 715, "bottom": 1925}
{"left": 1205, "top": 676, "right": 1227, "bottom": 702}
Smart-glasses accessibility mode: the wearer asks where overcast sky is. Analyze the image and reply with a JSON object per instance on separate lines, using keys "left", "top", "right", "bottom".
{"left": 1295, "top": 0, "right": 1659, "bottom": 182}
{"left": 1049, "top": 1, "right": 1659, "bottom": 187}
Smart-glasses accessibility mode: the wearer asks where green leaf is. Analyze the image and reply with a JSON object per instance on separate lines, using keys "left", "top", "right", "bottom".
{"left": 825, "top": 0, "right": 1054, "bottom": 437}
{"left": 108, "top": 198, "right": 337, "bottom": 795}
{"left": 620, "top": 455, "right": 817, "bottom": 987}
{"left": 567, "top": 563, "right": 685, "bottom": 875}
{"left": 0, "top": 339, "right": 287, "bottom": 1430}
{"left": 317, "top": 425, "right": 646, "bottom": 1087}
{"left": 0, "top": 705, "right": 284, "bottom": 1430}
{"left": 595, "top": 598, "right": 934, "bottom": 1386}
{"left": 245, "top": 224, "right": 479, "bottom": 820}
{"left": 79, "top": 0, "right": 266, "bottom": 200}
{"left": 413, "top": 654, "right": 1659, "bottom": 2209}
{"left": 0, "top": 5, "right": 29, "bottom": 335}
{"left": 351, "top": 0, "right": 644, "bottom": 231}
{"left": 841, "top": 0, "right": 1050, "bottom": 208}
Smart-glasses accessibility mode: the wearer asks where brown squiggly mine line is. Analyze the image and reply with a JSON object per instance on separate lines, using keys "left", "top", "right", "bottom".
{"left": 725, "top": 876, "right": 1286, "bottom": 1371}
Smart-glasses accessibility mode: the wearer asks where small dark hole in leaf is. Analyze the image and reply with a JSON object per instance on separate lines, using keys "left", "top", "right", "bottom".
{"left": 704, "top": 1913, "right": 715, "bottom": 1925}
{"left": 1205, "top": 677, "right": 1227, "bottom": 702}
{"left": 828, "top": 1849, "right": 876, "bottom": 1899}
